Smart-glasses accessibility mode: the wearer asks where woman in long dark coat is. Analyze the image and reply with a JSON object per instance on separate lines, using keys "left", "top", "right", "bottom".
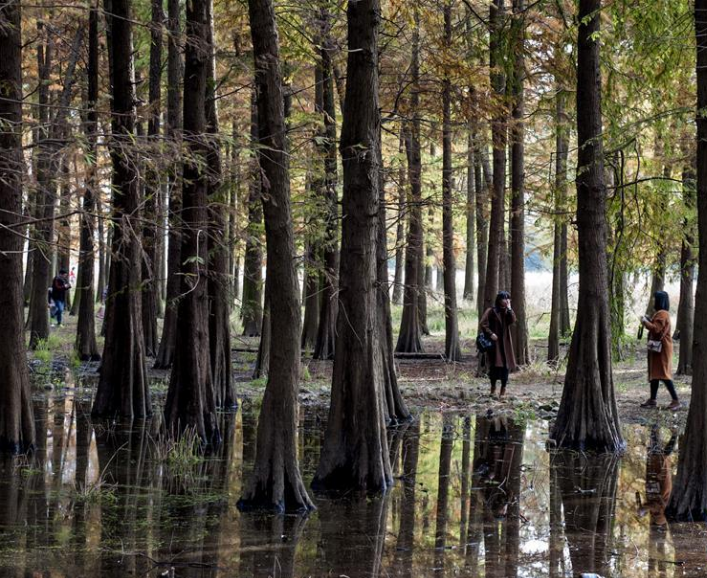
{"left": 479, "top": 291, "right": 516, "bottom": 398}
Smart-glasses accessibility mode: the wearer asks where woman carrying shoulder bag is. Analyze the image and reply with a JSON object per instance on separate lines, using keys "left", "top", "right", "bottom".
{"left": 640, "top": 291, "right": 680, "bottom": 410}
{"left": 479, "top": 291, "right": 516, "bottom": 399}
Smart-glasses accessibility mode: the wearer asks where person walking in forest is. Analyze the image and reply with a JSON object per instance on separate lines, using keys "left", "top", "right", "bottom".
{"left": 480, "top": 290, "right": 517, "bottom": 398}
{"left": 640, "top": 291, "right": 681, "bottom": 410}
{"left": 49, "top": 269, "right": 71, "bottom": 327}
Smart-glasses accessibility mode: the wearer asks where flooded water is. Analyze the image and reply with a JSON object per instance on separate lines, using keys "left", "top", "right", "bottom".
{"left": 0, "top": 393, "right": 706, "bottom": 577}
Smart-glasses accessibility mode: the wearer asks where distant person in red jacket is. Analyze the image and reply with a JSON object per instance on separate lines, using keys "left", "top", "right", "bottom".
{"left": 50, "top": 269, "right": 71, "bottom": 326}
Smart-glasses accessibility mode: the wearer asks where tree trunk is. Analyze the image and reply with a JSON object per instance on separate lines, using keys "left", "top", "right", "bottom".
{"left": 396, "top": 11, "right": 424, "bottom": 354}
{"left": 637, "top": 256, "right": 666, "bottom": 340}
{"left": 475, "top": 136, "right": 489, "bottom": 321}
{"left": 76, "top": 5, "right": 100, "bottom": 362}
{"left": 238, "top": 0, "right": 314, "bottom": 512}
{"left": 313, "top": 7, "right": 339, "bottom": 361}
{"left": 463, "top": 131, "right": 475, "bottom": 302}
{"left": 57, "top": 160, "right": 72, "bottom": 312}
{"left": 483, "top": 0, "right": 507, "bottom": 311}
{"left": 548, "top": 83, "right": 569, "bottom": 363}
{"left": 392, "top": 128, "right": 406, "bottom": 305}
{"left": 301, "top": 241, "right": 319, "bottom": 350}
{"left": 419, "top": 239, "right": 430, "bottom": 335}
{"left": 666, "top": 0, "right": 707, "bottom": 520}
{"left": 141, "top": 0, "right": 163, "bottom": 358}
{"left": 163, "top": 0, "right": 219, "bottom": 444}
{"left": 96, "top": 193, "right": 106, "bottom": 301}
{"left": 241, "top": 91, "right": 264, "bottom": 337}
{"left": 154, "top": 0, "right": 182, "bottom": 370}
{"left": 92, "top": 0, "right": 151, "bottom": 420}
{"left": 0, "top": 0, "right": 35, "bottom": 453}
{"left": 442, "top": 0, "right": 461, "bottom": 362}
{"left": 28, "top": 24, "right": 56, "bottom": 347}
{"left": 549, "top": 0, "right": 623, "bottom": 452}
{"left": 377, "top": 145, "right": 410, "bottom": 425}
{"left": 312, "top": 0, "right": 392, "bottom": 492}
{"left": 205, "top": 0, "right": 235, "bottom": 409}
{"left": 510, "top": 0, "right": 528, "bottom": 366}
{"left": 676, "top": 166, "right": 696, "bottom": 375}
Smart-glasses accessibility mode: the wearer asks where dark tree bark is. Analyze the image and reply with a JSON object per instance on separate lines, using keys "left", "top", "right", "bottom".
{"left": 676, "top": 166, "right": 696, "bottom": 375}
{"left": 312, "top": 0, "right": 392, "bottom": 492}
{"left": 0, "top": 0, "right": 35, "bottom": 453}
{"left": 396, "top": 11, "right": 424, "bottom": 354}
{"left": 57, "top": 161, "right": 72, "bottom": 311}
{"left": 548, "top": 82, "right": 570, "bottom": 363}
{"left": 154, "top": 0, "right": 182, "bottom": 370}
{"left": 313, "top": 5, "right": 339, "bottom": 361}
{"left": 96, "top": 194, "right": 106, "bottom": 301}
{"left": 163, "top": 0, "right": 218, "bottom": 444}
{"left": 76, "top": 5, "right": 101, "bottom": 362}
{"left": 666, "top": 0, "right": 707, "bottom": 520}
{"left": 419, "top": 238, "right": 430, "bottom": 335}
{"left": 463, "top": 131, "right": 475, "bottom": 302}
{"left": 92, "top": 0, "right": 151, "bottom": 420}
{"left": 483, "top": 0, "right": 507, "bottom": 311}
{"left": 205, "top": 0, "right": 235, "bottom": 409}
{"left": 441, "top": 0, "right": 461, "bottom": 362}
{"left": 510, "top": 0, "right": 528, "bottom": 366}
{"left": 475, "top": 136, "right": 489, "bottom": 321}
{"left": 241, "top": 91, "right": 264, "bottom": 337}
{"left": 392, "top": 128, "right": 406, "bottom": 305}
{"left": 238, "top": 0, "right": 314, "bottom": 512}
{"left": 549, "top": 0, "right": 623, "bottom": 452}
{"left": 141, "top": 0, "right": 164, "bottom": 358}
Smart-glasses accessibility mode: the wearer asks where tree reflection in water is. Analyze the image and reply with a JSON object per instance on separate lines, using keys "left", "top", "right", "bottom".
{"left": 552, "top": 450, "right": 620, "bottom": 577}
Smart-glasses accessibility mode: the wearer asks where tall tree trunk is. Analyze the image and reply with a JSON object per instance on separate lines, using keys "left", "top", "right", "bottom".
{"left": 377, "top": 145, "right": 410, "bottom": 425}
{"left": 510, "top": 0, "right": 528, "bottom": 365}
{"left": 241, "top": 91, "right": 264, "bottom": 337}
{"left": 57, "top": 159, "right": 72, "bottom": 313}
{"left": 419, "top": 238, "right": 430, "bottom": 335}
{"left": 141, "top": 0, "right": 163, "bottom": 358}
{"left": 0, "top": 0, "right": 35, "bottom": 453}
{"left": 238, "top": 0, "right": 314, "bottom": 512}
{"left": 313, "top": 0, "right": 392, "bottom": 492}
{"left": 637, "top": 257, "right": 666, "bottom": 339}
{"left": 676, "top": 166, "right": 696, "bottom": 375}
{"left": 205, "top": 0, "right": 235, "bottom": 409}
{"left": 666, "top": 0, "right": 707, "bottom": 520}
{"left": 154, "top": 0, "right": 182, "bottom": 369}
{"left": 92, "top": 0, "right": 151, "bottom": 420}
{"left": 463, "top": 131, "right": 475, "bottom": 302}
{"left": 442, "top": 0, "right": 460, "bottom": 362}
{"left": 548, "top": 83, "right": 570, "bottom": 362}
{"left": 27, "top": 23, "right": 55, "bottom": 347}
{"left": 96, "top": 193, "right": 106, "bottom": 301}
{"left": 313, "top": 5, "right": 339, "bottom": 361}
{"left": 396, "top": 11, "right": 423, "bottom": 354}
{"left": 301, "top": 240, "right": 319, "bottom": 350}
{"left": 475, "top": 136, "right": 489, "bottom": 321}
{"left": 549, "top": 0, "right": 622, "bottom": 452}
{"left": 76, "top": 4, "right": 100, "bottom": 362}
{"left": 392, "top": 128, "right": 406, "bottom": 305}
{"left": 483, "top": 0, "right": 507, "bottom": 311}
{"left": 163, "top": 0, "right": 219, "bottom": 444}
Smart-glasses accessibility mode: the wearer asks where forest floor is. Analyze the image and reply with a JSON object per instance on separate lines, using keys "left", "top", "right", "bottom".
{"left": 32, "top": 311, "right": 689, "bottom": 434}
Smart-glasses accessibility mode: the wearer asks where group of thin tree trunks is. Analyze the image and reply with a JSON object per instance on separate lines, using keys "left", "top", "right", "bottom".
{"left": 0, "top": 0, "right": 705, "bottom": 520}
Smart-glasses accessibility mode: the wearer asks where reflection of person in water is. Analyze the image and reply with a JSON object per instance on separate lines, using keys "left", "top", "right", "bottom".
{"left": 636, "top": 426, "right": 677, "bottom": 576}
{"left": 636, "top": 426, "right": 676, "bottom": 528}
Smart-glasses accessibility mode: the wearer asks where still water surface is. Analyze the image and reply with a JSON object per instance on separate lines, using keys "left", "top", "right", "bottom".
{"left": 0, "top": 394, "right": 705, "bottom": 577}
